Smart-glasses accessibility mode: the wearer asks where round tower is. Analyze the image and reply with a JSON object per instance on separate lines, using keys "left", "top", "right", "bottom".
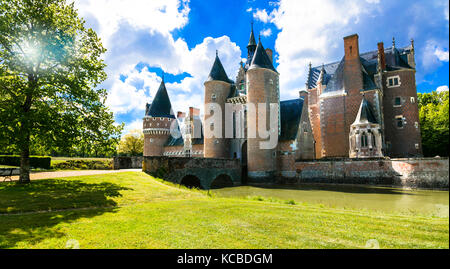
{"left": 204, "top": 51, "right": 232, "bottom": 158}
{"left": 246, "top": 39, "right": 279, "bottom": 181}
{"left": 143, "top": 78, "right": 176, "bottom": 156}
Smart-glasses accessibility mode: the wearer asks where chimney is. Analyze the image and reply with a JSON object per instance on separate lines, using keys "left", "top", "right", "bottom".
{"left": 189, "top": 107, "right": 202, "bottom": 139}
{"left": 344, "top": 34, "right": 360, "bottom": 60}
{"left": 343, "top": 33, "right": 363, "bottom": 95}
{"left": 299, "top": 89, "right": 309, "bottom": 107}
{"left": 377, "top": 42, "right": 386, "bottom": 71}
{"left": 189, "top": 107, "right": 200, "bottom": 117}
{"left": 299, "top": 89, "right": 308, "bottom": 99}
{"left": 177, "top": 111, "right": 186, "bottom": 119}
{"left": 265, "top": 48, "right": 273, "bottom": 64}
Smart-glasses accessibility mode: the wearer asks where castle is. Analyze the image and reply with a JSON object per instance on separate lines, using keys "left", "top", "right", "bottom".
{"left": 143, "top": 25, "right": 422, "bottom": 183}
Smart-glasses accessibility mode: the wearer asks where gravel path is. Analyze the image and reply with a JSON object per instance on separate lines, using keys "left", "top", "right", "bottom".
{"left": 8, "top": 169, "right": 141, "bottom": 181}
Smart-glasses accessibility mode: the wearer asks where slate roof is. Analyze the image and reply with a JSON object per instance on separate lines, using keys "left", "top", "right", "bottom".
{"left": 279, "top": 98, "right": 304, "bottom": 141}
{"left": 146, "top": 80, "right": 175, "bottom": 118}
{"left": 249, "top": 40, "right": 278, "bottom": 73}
{"left": 353, "top": 97, "right": 378, "bottom": 125}
{"left": 227, "top": 84, "right": 239, "bottom": 99}
{"left": 247, "top": 24, "right": 257, "bottom": 48}
{"left": 206, "top": 53, "right": 233, "bottom": 83}
{"left": 306, "top": 45, "right": 413, "bottom": 92}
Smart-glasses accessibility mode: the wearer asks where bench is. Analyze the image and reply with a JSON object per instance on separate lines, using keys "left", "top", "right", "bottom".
{"left": 0, "top": 168, "right": 15, "bottom": 182}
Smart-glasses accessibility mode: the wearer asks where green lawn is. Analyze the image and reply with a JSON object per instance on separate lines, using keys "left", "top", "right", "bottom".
{"left": 0, "top": 165, "right": 18, "bottom": 168}
{"left": 0, "top": 172, "right": 448, "bottom": 249}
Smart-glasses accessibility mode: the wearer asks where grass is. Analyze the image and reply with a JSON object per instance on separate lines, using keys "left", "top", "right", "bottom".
{"left": 0, "top": 165, "right": 17, "bottom": 168}
{"left": 0, "top": 172, "right": 448, "bottom": 249}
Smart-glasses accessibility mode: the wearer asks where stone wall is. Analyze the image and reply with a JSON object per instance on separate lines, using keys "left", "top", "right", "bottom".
{"left": 290, "top": 157, "right": 448, "bottom": 189}
{"left": 113, "top": 156, "right": 143, "bottom": 169}
{"left": 143, "top": 156, "right": 241, "bottom": 189}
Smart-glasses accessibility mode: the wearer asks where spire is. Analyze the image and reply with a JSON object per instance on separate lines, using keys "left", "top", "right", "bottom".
{"left": 247, "top": 21, "right": 257, "bottom": 48}
{"left": 353, "top": 97, "right": 378, "bottom": 125}
{"left": 392, "top": 36, "right": 396, "bottom": 50}
{"left": 146, "top": 78, "right": 175, "bottom": 118}
{"left": 410, "top": 38, "right": 414, "bottom": 52}
{"left": 318, "top": 63, "right": 326, "bottom": 85}
{"left": 306, "top": 62, "right": 312, "bottom": 89}
{"left": 207, "top": 51, "right": 232, "bottom": 83}
{"left": 249, "top": 39, "right": 277, "bottom": 73}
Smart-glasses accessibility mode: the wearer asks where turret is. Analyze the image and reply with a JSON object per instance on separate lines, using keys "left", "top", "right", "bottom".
{"left": 203, "top": 51, "right": 232, "bottom": 158}
{"left": 246, "top": 22, "right": 257, "bottom": 68}
{"left": 143, "top": 76, "right": 176, "bottom": 156}
{"left": 246, "top": 39, "right": 279, "bottom": 181}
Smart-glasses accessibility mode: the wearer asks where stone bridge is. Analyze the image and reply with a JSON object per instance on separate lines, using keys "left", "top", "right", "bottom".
{"left": 143, "top": 156, "right": 242, "bottom": 189}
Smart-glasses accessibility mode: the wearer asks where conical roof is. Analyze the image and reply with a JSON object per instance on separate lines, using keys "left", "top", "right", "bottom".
{"left": 146, "top": 79, "right": 175, "bottom": 118}
{"left": 206, "top": 52, "right": 232, "bottom": 83}
{"left": 353, "top": 97, "right": 378, "bottom": 125}
{"left": 249, "top": 40, "right": 277, "bottom": 73}
{"left": 247, "top": 23, "right": 257, "bottom": 48}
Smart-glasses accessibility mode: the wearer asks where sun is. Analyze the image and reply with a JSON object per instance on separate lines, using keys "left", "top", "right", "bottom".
{"left": 19, "top": 40, "right": 41, "bottom": 64}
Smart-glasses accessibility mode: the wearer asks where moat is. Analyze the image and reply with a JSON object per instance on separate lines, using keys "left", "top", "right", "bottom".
{"left": 213, "top": 183, "right": 449, "bottom": 217}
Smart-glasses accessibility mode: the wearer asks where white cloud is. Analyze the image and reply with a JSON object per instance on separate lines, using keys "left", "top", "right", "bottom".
{"left": 75, "top": 0, "right": 242, "bottom": 123}
{"left": 422, "top": 40, "right": 449, "bottom": 70}
{"left": 260, "top": 28, "right": 272, "bottom": 37}
{"left": 123, "top": 119, "right": 143, "bottom": 134}
{"left": 436, "top": 85, "right": 449, "bottom": 93}
{"left": 434, "top": 47, "right": 449, "bottom": 62}
{"left": 253, "top": 9, "right": 274, "bottom": 23}
{"left": 75, "top": 0, "right": 190, "bottom": 47}
{"left": 269, "top": 0, "right": 380, "bottom": 99}
{"left": 246, "top": 7, "right": 252, "bottom": 12}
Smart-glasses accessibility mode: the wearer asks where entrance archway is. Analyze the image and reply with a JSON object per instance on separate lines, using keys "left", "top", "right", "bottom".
{"left": 241, "top": 141, "right": 248, "bottom": 184}
{"left": 180, "top": 175, "right": 202, "bottom": 189}
{"left": 210, "top": 174, "right": 234, "bottom": 189}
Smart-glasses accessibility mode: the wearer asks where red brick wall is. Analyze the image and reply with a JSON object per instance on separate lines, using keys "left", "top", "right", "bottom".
{"left": 204, "top": 80, "right": 231, "bottom": 158}
{"left": 307, "top": 88, "right": 323, "bottom": 159}
{"left": 382, "top": 70, "right": 422, "bottom": 157}
{"left": 246, "top": 67, "right": 279, "bottom": 176}
{"left": 143, "top": 117, "right": 174, "bottom": 156}
{"left": 293, "top": 158, "right": 448, "bottom": 188}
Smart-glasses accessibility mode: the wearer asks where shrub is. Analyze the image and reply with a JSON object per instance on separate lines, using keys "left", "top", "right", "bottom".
{"left": 52, "top": 159, "right": 113, "bottom": 170}
{"left": 0, "top": 155, "right": 51, "bottom": 169}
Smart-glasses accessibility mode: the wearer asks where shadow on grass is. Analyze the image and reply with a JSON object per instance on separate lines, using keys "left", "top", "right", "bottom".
{"left": 248, "top": 183, "right": 415, "bottom": 195}
{"left": 0, "top": 179, "right": 131, "bottom": 248}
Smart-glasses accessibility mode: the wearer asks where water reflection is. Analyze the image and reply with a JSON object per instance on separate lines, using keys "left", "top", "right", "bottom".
{"left": 213, "top": 183, "right": 449, "bottom": 217}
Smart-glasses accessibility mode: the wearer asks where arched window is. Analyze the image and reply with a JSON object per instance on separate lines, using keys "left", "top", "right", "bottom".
{"left": 361, "top": 133, "right": 368, "bottom": 148}
{"left": 371, "top": 132, "right": 376, "bottom": 148}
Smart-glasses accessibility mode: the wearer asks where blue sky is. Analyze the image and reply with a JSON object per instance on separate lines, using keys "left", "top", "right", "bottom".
{"left": 74, "top": 0, "right": 449, "bottom": 134}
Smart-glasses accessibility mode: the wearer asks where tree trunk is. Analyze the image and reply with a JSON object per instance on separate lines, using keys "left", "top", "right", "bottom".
{"left": 19, "top": 75, "right": 35, "bottom": 184}
{"left": 19, "top": 139, "right": 31, "bottom": 183}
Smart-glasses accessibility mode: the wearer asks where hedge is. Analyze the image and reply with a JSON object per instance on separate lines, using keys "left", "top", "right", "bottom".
{"left": 0, "top": 155, "right": 51, "bottom": 169}
{"left": 52, "top": 159, "right": 112, "bottom": 170}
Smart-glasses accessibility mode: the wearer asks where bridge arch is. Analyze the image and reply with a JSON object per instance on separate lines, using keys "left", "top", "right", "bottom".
{"left": 180, "top": 175, "right": 203, "bottom": 189}
{"left": 210, "top": 174, "right": 234, "bottom": 189}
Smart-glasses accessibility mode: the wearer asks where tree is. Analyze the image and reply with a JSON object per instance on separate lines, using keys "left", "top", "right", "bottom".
{"left": 417, "top": 91, "right": 449, "bottom": 157}
{"left": 118, "top": 129, "right": 144, "bottom": 156}
{"left": 0, "top": 0, "right": 122, "bottom": 183}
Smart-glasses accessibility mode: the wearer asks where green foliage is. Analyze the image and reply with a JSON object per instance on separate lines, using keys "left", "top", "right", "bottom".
{"left": 0, "top": 155, "right": 50, "bottom": 169}
{"left": 117, "top": 129, "right": 144, "bottom": 156}
{"left": 417, "top": 91, "right": 449, "bottom": 157}
{"left": 52, "top": 159, "right": 112, "bottom": 170}
{"left": 0, "top": 0, "right": 123, "bottom": 181}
